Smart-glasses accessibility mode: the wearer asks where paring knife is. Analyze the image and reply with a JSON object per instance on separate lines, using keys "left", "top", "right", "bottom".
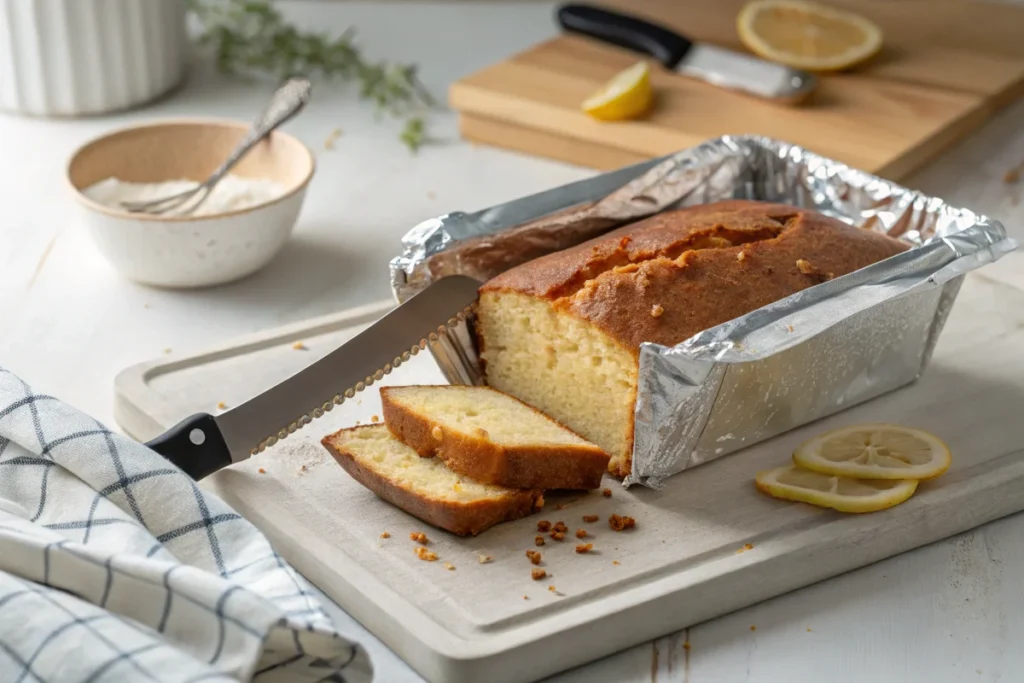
{"left": 557, "top": 3, "right": 817, "bottom": 103}
{"left": 145, "top": 275, "right": 483, "bottom": 480}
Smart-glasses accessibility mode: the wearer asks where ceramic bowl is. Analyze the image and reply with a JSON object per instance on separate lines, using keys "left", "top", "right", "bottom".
{"left": 67, "top": 119, "right": 315, "bottom": 288}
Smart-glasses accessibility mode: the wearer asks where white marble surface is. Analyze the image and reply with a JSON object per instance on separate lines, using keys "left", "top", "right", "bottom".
{"left": 1, "top": 2, "right": 1023, "bottom": 681}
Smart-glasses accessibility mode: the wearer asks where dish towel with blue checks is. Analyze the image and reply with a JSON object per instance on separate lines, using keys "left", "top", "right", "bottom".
{"left": 0, "top": 367, "right": 373, "bottom": 682}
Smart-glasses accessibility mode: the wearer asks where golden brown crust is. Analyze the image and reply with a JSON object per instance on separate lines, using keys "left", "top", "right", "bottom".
{"left": 481, "top": 200, "right": 908, "bottom": 353}
{"left": 321, "top": 426, "right": 544, "bottom": 537}
{"left": 380, "top": 386, "right": 610, "bottom": 490}
{"left": 478, "top": 200, "right": 910, "bottom": 479}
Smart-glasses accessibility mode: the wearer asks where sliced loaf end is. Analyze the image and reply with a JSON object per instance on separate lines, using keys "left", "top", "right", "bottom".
{"left": 321, "top": 424, "right": 544, "bottom": 536}
{"left": 380, "top": 385, "right": 611, "bottom": 490}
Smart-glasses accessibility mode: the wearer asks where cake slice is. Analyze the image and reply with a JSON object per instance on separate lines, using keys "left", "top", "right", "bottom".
{"left": 380, "top": 385, "right": 610, "bottom": 490}
{"left": 322, "top": 424, "right": 543, "bottom": 536}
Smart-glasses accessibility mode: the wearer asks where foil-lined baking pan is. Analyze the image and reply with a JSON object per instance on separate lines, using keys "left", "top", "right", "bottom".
{"left": 390, "top": 136, "right": 1017, "bottom": 488}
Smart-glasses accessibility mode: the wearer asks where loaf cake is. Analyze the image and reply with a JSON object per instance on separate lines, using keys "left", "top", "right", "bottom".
{"left": 475, "top": 200, "right": 909, "bottom": 479}
{"left": 322, "top": 424, "right": 544, "bottom": 536}
{"left": 380, "top": 385, "right": 610, "bottom": 490}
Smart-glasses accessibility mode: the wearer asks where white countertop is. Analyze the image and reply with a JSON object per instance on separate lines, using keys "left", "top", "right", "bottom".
{"left": 2, "top": 2, "right": 1024, "bottom": 681}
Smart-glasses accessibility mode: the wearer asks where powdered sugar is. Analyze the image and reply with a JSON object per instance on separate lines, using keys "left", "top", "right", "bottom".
{"left": 84, "top": 174, "right": 286, "bottom": 216}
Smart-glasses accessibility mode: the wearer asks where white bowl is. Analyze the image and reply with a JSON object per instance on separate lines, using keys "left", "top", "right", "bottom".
{"left": 0, "top": 0, "right": 188, "bottom": 116}
{"left": 67, "top": 119, "right": 316, "bottom": 288}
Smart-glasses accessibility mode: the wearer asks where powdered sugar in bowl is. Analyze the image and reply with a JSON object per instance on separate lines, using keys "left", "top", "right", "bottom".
{"left": 67, "top": 119, "right": 315, "bottom": 288}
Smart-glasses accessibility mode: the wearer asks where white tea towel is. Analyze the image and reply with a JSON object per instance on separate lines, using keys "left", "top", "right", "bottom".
{"left": 0, "top": 367, "right": 373, "bottom": 682}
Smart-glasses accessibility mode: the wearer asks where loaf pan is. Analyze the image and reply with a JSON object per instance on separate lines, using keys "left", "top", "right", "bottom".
{"left": 390, "top": 136, "right": 1017, "bottom": 488}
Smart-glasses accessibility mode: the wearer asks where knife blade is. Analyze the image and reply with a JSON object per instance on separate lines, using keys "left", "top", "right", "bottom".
{"left": 145, "top": 274, "right": 484, "bottom": 480}
{"left": 557, "top": 3, "right": 817, "bottom": 103}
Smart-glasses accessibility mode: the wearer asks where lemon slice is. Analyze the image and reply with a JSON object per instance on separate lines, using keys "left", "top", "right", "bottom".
{"left": 755, "top": 464, "right": 918, "bottom": 513}
{"left": 737, "top": 0, "right": 884, "bottom": 72}
{"left": 582, "top": 61, "right": 653, "bottom": 122}
{"left": 792, "top": 423, "right": 951, "bottom": 480}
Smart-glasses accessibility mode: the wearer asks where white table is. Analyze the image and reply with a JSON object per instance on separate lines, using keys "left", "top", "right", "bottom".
{"left": 1, "top": 2, "right": 1023, "bottom": 681}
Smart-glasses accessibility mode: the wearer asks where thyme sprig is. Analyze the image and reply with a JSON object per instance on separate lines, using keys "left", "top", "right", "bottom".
{"left": 188, "top": 0, "right": 432, "bottom": 151}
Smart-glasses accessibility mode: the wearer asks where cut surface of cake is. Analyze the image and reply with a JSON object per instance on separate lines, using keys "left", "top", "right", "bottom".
{"left": 322, "top": 424, "right": 543, "bottom": 536}
{"left": 380, "top": 385, "right": 610, "bottom": 490}
{"left": 476, "top": 200, "right": 910, "bottom": 479}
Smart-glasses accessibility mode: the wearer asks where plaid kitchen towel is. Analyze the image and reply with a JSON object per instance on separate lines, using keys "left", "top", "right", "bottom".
{"left": 0, "top": 367, "right": 373, "bottom": 683}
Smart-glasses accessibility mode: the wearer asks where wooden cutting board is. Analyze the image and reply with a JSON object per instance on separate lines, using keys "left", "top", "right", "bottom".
{"left": 115, "top": 273, "right": 1024, "bottom": 683}
{"left": 450, "top": 0, "right": 1024, "bottom": 178}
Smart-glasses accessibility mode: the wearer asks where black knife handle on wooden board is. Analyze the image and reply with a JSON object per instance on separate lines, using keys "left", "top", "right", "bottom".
{"left": 556, "top": 3, "right": 693, "bottom": 69}
{"left": 146, "top": 413, "right": 232, "bottom": 480}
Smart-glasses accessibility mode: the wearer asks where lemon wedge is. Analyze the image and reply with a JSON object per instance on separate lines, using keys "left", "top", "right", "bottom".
{"left": 582, "top": 61, "right": 653, "bottom": 122}
{"left": 792, "top": 423, "right": 951, "bottom": 480}
{"left": 737, "top": 0, "right": 883, "bottom": 72}
{"left": 755, "top": 464, "right": 918, "bottom": 513}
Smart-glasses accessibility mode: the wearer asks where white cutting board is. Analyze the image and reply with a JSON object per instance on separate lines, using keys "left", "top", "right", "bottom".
{"left": 115, "top": 274, "right": 1024, "bottom": 683}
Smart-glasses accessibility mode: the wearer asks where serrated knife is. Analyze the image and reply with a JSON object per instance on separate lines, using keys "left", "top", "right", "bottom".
{"left": 145, "top": 275, "right": 483, "bottom": 480}
{"left": 557, "top": 3, "right": 817, "bottom": 102}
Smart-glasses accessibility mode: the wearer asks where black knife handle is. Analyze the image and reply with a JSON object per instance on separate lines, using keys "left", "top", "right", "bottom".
{"left": 146, "top": 413, "right": 232, "bottom": 480}
{"left": 557, "top": 3, "right": 692, "bottom": 69}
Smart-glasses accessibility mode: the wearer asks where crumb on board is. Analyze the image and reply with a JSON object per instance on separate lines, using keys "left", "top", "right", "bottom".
{"left": 602, "top": 488, "right": 612, "bottom": 498}
{"left": 371, "top": 415, "right": 380, "bottom": 423}
{"left": 478, "top": 554, "right": 493, "bottom": 564}
{"left": 787, "top": 325, "right": 794, "bottom": 333}
{"left": 525, "top": 550, "right": 542, "bottom": 565}
{"left": 216, "top": 401, "right": 227, "bottom": 410}
{"left": 609, "top": 514, "right": 636, "bottom": 531}
{"left": 683, "top": 641, "right": 691, "bottom": 650}
{"left": 523, "top": 595, "right": 529, "bottom": 600}
{"left": 650, "top": 304, "right": 664, "bottom": 318}
{"left": 1006, "top": 167, "right": 1021, "bottom": 184}
{"left": 380, "top": 531, "right": 390, "bottom": 539}
{"left": 736, "top": 543, "right": 754, "bottom": 554}
{"left": 324, "top": 127, "right": 343, "bottom": 150}
{"left": 292, "top": 341, "right": 307, "bottom": 351}
{"left": 806, "top": 628, "right": 812, "bottom": 633}
{"left": 531, "top": 569, "right": 547, "bottom": 580}
{"left": 443, "top": 562, "right": 455, "bottom": 571}
{"left": 258, "top": 468, "right": 266, "bottom": 474}
{"left": 298, "top": 464, "right": 307, "bottom": 473}
{"left": 575, "top": 543, "right": 593, "bottom": 554}
{"left": 431, "top": 426, "right": 444, "bottom": 441}
{"left": 550, "top": 531, "right": 565, "bottom": 541}
{"left": 427, "top": 190, "right": 437, "bottom": 199}
{"left": 583, "top": 515, "right": 599, "bottom": 523}
{"left": 553, "top": 521, "right": 568, "bottom": 533}
{"left": 575, "top": 528, "right": 588, "bottom": 539}
{"left": 534, "top": 536, "right": 545, "bottom": 547}
{"left": 750, "top": 625, "right": 756, "bottom": 632}
{"left": 415, "top": 547, "right": 438, "bottom": 562}
{"left": 537, "top": 520, "right": 551, "bottom": 532}
{"left": 613, "top": 560, "right": 620, "bottom": 566}
{"left": 409, "top": 531, "right": 428, "bottom": 544}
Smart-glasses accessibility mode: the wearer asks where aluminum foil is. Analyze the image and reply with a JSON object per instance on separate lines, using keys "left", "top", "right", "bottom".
{"left": 390, "top": 135, "right": 1017, "bottom": 488}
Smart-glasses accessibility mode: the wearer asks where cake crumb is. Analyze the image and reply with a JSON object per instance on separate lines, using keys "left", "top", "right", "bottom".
{"left": 443, "top": 562, "right": 455, "bottom": 571}
{"left": 736, "top": 251, "right": 747, "bottom": 262}
{"left": 523, "top": 595, "right": 529, "bottom": 600}
{"left": 537, "top": 520, "right": 551, "bottom": 532}
{"left": 478, "top": 554, "right": 493, "bottom": 564}
{"left": 650, "top": 304, "right": 664, "bottom": 318}
{"left": 534, "top": 536, "right": 545, "bottom": 546}
{"left": 258, "top": 468, "right": 266, "bottom": 474}
{"left": 575, "top": 529, "right": 588, "bottom": 539}
{"left": 531, "top": 569, "right": 547, "bottom": 580}
{"left": 602, "top": 488, "right": 612, "bottom": 498}
{"left": 548, "top": 585, "right": 560, "bottom": 594}
{"left": 555, "top": 503, "right": 565, "bottom": 511}
{"left": 1006, "top": 167, "right": 1021, "bottom": 184}
{"left": 299, "top": 465, "right": 307, "bottom": 473}
{"left": 216, "top": 401, "right": 227, "bottom": 410}
{"left": 736, "top": 543, "right": 754, "bottom": 554}
{"left": 806, "top": 627, "right": 812, "bottom": 632}
{"left": 583, "top": 515, "right": 599, "bottom": 523}
{"left": 292, "top": 341, "right": 307, "bottom": 351}
{"left": 553, "top": 521, "right": 568, "bottom": 533}
{"left": 371, "top": 415, "right": 380, "bottom": 423}
{"left": 415, "top": 547, "right": 438, "bottom": 562}
{"left": 787, "top": 325, "right": 794, "bottom": 333}
{"left": 525, "top": 550, "right": 542, "bottom": 565}
{"left": 683, "top": 641, "right": 691, "bottom": 650}
{"left": 575, "top": 543, "right": 593, "bottom": 554}
{"left": 163, "top": 348, "right": 172, "bottom": 354}
{"left": 750, "top": 625, "right": 756, "bottom": 631}
{"left": 409, "top": 532, "right": 429, "bottom": 544}
{"left": 427, "top": 190, "right": 437, "bottom": 200}
{"left": 550, "top": 531, "right": 566, "bottom": 541}
{"left": 380, "top": 532, "right": 390, "bottom": 539}
{"left": 612, "top": 560, "right": 620, "bottom": 565}
{"left": 609, "top": 514, "right": 636, "bottom": 531}
{"left": 431, "top": 426, "right": 444, "bottom": 441}
{"left": 324, "top": 127, "right": 343, "bottom": 150}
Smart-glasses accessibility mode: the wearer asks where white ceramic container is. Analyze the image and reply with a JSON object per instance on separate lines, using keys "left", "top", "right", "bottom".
{"left": 0, "top": 0, "right": 188, "bottom": 116}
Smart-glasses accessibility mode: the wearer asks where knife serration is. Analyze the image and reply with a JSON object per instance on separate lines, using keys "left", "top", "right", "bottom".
{"left": 212, "top": 275, "right": 483, "bottom": 462}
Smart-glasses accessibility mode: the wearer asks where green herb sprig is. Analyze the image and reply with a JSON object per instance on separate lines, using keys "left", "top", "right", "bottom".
{"left": 188, "top": 0, "right": 432, "bottom": 151}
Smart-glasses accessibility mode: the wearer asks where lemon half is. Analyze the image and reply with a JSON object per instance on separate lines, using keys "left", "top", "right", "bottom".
{"left": 582, "top": 61, "right": 653, "bottom": 122}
